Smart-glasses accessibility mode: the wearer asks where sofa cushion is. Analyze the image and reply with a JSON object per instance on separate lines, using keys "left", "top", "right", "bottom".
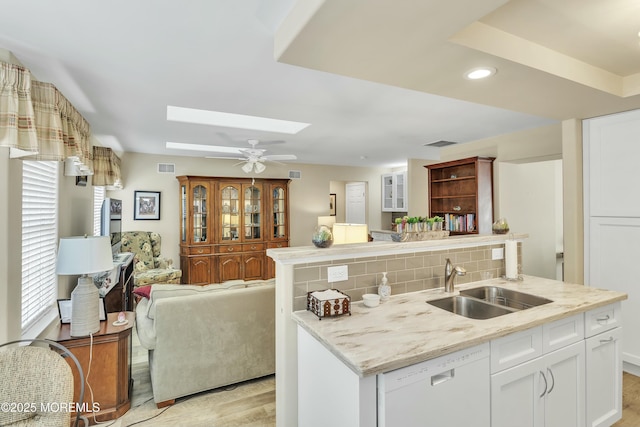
{"left": 134, "top": 269, "right": 182, "bottom": 287}
{"left": 135, "top": 298, "right": 157, "bottom": 350}
{"left": 146, "top": 279, "right": 273, "bottom": 320}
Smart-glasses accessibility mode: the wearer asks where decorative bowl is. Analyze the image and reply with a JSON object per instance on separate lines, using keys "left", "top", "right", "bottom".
{"left": 362, "top": 293, "right": 381, "bottom": 308}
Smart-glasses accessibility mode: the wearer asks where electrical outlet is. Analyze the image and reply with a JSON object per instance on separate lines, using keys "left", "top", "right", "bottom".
{"left": 327, "top": 265, "right": 348, "bottom": 283}
{"left": 492, "top": 247, "right": 504, "bottom": 260}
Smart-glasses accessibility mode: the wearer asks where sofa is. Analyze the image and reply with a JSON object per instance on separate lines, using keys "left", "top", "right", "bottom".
{"left": 121, "top": 231, "right": 182, "bottom": 287}
{"left": 135, "top": 279, "right": 275, "bottom": 406}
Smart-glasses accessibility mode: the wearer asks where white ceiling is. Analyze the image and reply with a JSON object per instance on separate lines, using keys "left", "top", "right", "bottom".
{"left": 1, "top": 0, "right": 639, "bottom": 168}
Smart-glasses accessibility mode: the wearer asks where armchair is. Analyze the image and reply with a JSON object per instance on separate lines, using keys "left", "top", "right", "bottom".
{"left": 121, "top": 231, "right": 182, "bottom": 287}
{"left": 0, "top": 339, "right": 88, "bottom": 427}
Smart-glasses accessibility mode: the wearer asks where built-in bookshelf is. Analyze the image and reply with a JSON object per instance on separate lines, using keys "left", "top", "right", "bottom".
{"left": 426, "top": 157, "right": 495, "bottom": 235}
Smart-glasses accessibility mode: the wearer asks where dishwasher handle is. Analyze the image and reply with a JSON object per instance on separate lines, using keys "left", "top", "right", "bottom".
{"left": 431, "top": 369, "right": 455, "bottom": 386}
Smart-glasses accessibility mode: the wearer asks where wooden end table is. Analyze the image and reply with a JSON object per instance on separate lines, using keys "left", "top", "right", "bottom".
{"left": 56, "top": 311, "right": 135, "bottom": 425}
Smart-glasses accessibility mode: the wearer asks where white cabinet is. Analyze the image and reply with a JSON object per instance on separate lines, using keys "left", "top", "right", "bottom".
{"left": 382, "top": 171, "right": 407, "bottom": 212}
{"left": 585, "top": 303, "right": 623, "bottom": 427}
{"left": 584, "top": 109, "right": 640, "bottom": 371}
{"left": 491, "top": 341, "right": 585, "bottom": 427}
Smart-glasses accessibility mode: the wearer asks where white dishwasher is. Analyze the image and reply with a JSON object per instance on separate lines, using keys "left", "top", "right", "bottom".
{"left": 378, "top": 342, "right": 491, "bottom": 427}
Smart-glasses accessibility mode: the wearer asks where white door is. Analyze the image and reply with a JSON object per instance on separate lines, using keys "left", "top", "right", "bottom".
{"left": 346, "top": 182, "right": 366, "bottom": 224}
{"left": 585, "top": 328, "right": 622, "bottom": 427}
{"left": 491, "top": 357, "right": 545, "bottom": 427}
{"left": 543, "top": 342, "right": 585, "bottom": 427}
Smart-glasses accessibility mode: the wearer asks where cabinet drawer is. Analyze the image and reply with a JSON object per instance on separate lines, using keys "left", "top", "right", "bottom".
{"left": 585, "top": 301, "right": 622, "bottom": 338}
{"left": 188, "top": 246, "right": 212, "bottom": 255}
{"left": 542, "top": 313, "right": 584, "bottom": 353}
{"left": 243, "top": 243, "right": 264, "bottom": 252}
{"left": 217, "top": 244, "right": 243, "bottom": 253}
{"left": 491, "top": 326, "right": 542, "bottom": 373}
{"left": 268, "top": 241, "right": 288, "bottom": 249}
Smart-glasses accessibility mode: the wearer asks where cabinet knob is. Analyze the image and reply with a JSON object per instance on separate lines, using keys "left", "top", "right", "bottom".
{"left": 453, "top": 206, "right": 461, "bottom": 211}
{"left": 596, "top": 314, "right": 610, "bottom": 323}
{"left": 251, "top": 245, "right": 257, "bottom": 250}
{"left": 197, "top": 249, "right": 204, "bottom": 254}
{"left": 228, "top": 247, "right": 234, "bottom": 252}
{"left": 599, "top": 336, "right": 615, "bottom": 344}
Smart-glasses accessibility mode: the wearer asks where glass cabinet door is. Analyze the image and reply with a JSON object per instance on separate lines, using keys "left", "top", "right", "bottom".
{"left": 192, "top": 184, "right": 208, "bottom": 243}
{"left": 221, "top": 185, "right": 240, "bottom": 241}
{"left": 181, "top": 184, "right": 187, "bottom": 243}
{"left": 272, "top": 186, "right": 286, "bottom": 239}
{"left": 244, "top": 185, "right": 261, "bottom": 240}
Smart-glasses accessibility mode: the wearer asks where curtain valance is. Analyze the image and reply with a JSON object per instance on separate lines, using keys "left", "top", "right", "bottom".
{"left": 92, "top": 146, "right": 123, "bottom": 189}
{"left": 0, "top": 60, "right": 94, "bottom": 173}
{"left": 0, "top": 62, "right": 38, "bottom": 156}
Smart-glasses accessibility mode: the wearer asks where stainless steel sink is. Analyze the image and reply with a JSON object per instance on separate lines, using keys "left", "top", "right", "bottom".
{"left": 427, "top": 295, "right": 516, "bottom": 320}
{"left": 460, "top": 286, "right": 552, "bottom": 310}
{"left": 428, "top": 286, "right": 553, "bottom": 320}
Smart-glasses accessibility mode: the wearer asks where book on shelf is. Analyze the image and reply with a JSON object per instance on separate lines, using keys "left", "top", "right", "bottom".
{"left": 444, "top": 213, "right": 476, "bottom": 233}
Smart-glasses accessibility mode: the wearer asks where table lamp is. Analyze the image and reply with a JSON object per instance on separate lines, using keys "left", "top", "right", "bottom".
{"left": 56, "top": 235, "right": 114, "bottom": 337}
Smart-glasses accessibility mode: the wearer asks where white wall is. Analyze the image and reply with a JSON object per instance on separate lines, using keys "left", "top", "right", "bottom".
{"left": 115, "top": 153, "right": 391, "bottom": 265}
{"left": 499, "top": 160, "right": 563, "bottom": 279}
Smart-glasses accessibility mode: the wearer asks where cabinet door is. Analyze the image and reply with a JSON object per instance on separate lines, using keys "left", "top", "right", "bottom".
{"left": 187, "top": 256, "right": 210, "bottom": 286}
{"left": 190, "top": 181, "right": 211, "bottom": 244}
{"left": 491, "top": 356, "right": 545, "bottom": 427}
{"left": 270, "top": 184, "right": 288, "bottom": 241}
{"left": 219, "top": 254, "right": 242, "bottom": 282}
{"left": 243, "top": 252, "right": 264, "bottom": 280}
{"left": 382, "top": 174, "right": 394, "bottom": 211}
{"left": 543, "top": 341, "right": 584, "bottom": 427}
{"left": 220, "top": 184, "right": 241, "bottom": 243}
{"left": 243, "top": 184, "right": 262, "bottom": 242}
{"left": 585, "top": 327, "right": 622, "bottom": 427}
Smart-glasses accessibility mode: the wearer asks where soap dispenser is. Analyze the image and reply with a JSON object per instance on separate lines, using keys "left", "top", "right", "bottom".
{"left": 378, "top": 272, "right": 391, "bottom": 301}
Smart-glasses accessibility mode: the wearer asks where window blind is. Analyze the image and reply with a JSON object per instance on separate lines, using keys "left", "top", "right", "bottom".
{"left": 21, "top": 161, "right": 58, "bottom": 330}
{"left": 93, "top": 186, "right": 105, "bottom": 236}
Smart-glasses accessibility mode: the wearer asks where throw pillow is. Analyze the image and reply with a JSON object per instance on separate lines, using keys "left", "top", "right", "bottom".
{"left": 133, "top": 285, "right": 152, "bottom": 299}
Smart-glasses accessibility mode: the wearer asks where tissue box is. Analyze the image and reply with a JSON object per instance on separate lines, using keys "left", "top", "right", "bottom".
{"left": 307, "top": 289, "right": 351, "bottom": 320}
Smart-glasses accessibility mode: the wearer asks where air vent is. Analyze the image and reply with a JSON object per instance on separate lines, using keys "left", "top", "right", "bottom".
{"left": 424, "top": 140, "right": 458, "bottom": 147}
{"left": 288, "top": 170, "right": 302, "bottom": 179}
{"left": 157, "top": 163, "right": 176, "bottom": 174}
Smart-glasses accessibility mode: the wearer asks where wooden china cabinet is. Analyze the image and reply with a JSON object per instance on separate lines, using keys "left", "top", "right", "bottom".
{"left": 177, "top": 176, "right": 290, "bottom": 285}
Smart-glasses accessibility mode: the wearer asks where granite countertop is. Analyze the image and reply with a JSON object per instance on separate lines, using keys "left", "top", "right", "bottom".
{"left": 292, "top": 275, "right": 627, "bottom": 377}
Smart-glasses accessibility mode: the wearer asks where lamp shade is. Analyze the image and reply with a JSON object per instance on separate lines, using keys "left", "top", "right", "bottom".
{"left": 56, "top": 236, "right": 114, "bottom": 275}
{"left": 317, "top": 216, "right": 336, "bottom": 228}
{"left": 332, "top": 223, "right": 368, "bottom": 245}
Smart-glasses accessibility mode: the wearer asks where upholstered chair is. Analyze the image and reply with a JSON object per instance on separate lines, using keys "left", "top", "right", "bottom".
{"left": 0, "top": 339, "right": 88, "bottom": 427}
{"left": 121, "top": 231, "right": 182, "bottom": 287}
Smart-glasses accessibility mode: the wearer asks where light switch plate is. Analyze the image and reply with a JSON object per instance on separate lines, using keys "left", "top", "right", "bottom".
{"left": 492, "top": 247, "right": 504, "bottom": 260}
{"left": 327, "top": 265, "right": 348, "bottom": 283}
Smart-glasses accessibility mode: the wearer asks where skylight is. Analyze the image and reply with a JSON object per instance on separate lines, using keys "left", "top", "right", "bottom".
{"left": 167, "top": 105, "right": 310, "bottom": 134}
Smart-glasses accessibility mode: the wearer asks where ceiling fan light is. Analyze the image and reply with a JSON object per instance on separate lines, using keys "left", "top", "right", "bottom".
{"left": 254, "top": 162, "right": 266, "bottom": 174}
{"left": 241, "top": 162, "right": 254, "bottom": 173}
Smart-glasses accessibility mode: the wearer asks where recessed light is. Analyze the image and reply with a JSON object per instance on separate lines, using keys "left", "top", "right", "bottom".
{"left": 167, "top": 105, "right": 310, "bottom": 134}
{"left": 464, "top": 67, "right": 497, "bottom": 80}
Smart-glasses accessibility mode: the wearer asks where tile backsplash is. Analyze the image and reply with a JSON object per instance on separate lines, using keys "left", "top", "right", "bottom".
{"left": 292, "top": 243, "right": 521, "bottom": 311}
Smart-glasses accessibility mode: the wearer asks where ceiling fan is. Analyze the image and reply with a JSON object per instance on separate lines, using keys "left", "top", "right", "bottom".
{"left": 166, "top": 139, "right": 297, "bottom": 174}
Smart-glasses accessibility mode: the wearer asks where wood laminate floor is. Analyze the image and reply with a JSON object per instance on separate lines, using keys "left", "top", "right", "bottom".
{"left": 102, "top": 326, "right": 640, "bottom": 427}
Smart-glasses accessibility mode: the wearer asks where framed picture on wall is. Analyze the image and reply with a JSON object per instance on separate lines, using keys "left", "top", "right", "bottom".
{"left": 134, "top": 191, "right": 161, "bottom": 220}
{"left": 329, "top": 193, "right": 336, "bottom": 216}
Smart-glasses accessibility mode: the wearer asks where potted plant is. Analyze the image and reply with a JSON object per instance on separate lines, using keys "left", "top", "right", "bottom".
{"left": 432, "top": 216, "right": 444, "bottom": 231}
{"left": 312, "top": 225, "right": 333, "bottom": 248}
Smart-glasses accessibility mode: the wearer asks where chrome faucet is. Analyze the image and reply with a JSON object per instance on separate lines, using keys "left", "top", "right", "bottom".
{"left": 444, "top": 258, "right": 466, "bottom": 293}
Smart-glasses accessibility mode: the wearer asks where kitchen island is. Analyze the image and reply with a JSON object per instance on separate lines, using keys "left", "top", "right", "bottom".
{"left": 267, "top": 234, "right": 625, "bottom": 427}
{"left": 293, "top": 276, "right": 626, "bottom": 427}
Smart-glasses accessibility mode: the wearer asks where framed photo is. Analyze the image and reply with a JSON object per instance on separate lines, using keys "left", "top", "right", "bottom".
{"left": 329, "top": 193, "right": 337, "bottom": 216}
{"left": 57, "top": 298, "right": 106, "bottom": 324}
{"left": 134, "top": 191, "right": 161, "bottom": 220}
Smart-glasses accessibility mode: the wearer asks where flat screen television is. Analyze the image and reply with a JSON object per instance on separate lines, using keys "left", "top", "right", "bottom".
{"left": 101, "top": 198, "right": 122, "bottom": 255}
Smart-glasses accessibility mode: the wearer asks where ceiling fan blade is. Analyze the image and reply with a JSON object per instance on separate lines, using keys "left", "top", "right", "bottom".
{"left": 263, "top": 154, "right": 297, "bottom": 161}
{"left": 205, "top": 156, "right": 245, "bottom": 161}
{"left": 166, "top": 142, "right": 243, "bottom": 154}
